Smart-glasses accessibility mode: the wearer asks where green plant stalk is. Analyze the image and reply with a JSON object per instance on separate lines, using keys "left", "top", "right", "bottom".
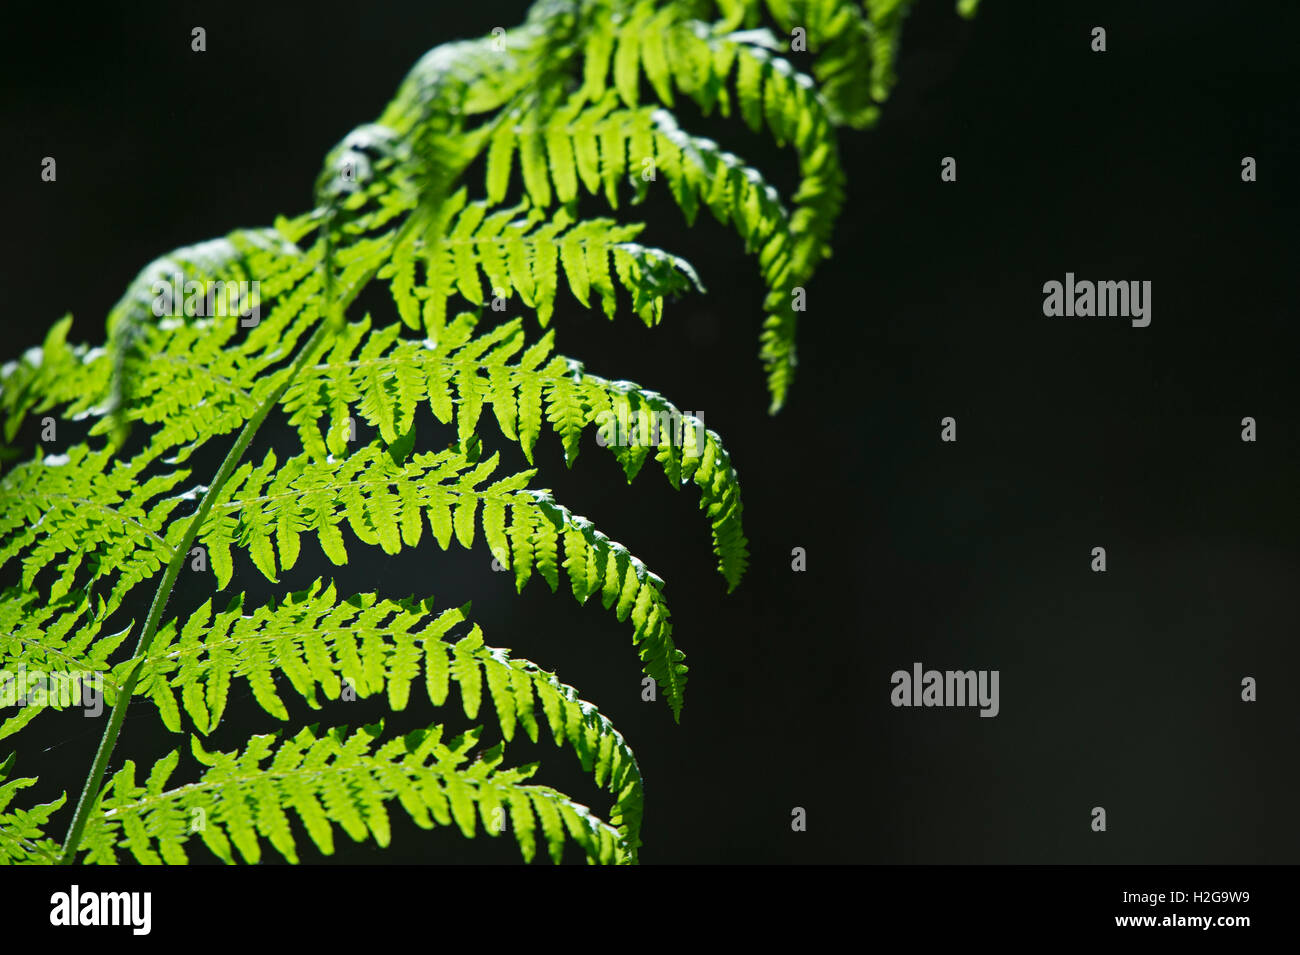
{"left": 58, "top": 99, "right": 517, "bottom": 862}
{"left": 56, "top": 323, "right": 333, "bottom": 863}
{"left": 55, "top": 209, "right": 383, "bottom": 863}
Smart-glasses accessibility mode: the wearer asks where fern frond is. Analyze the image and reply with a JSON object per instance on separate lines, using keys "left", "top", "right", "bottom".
{"left": 198, "top": 444, "right": 687, "bottom": 717}
{"left": 284, "top": 313, "right": 748, "bottom": 588}
{"left": 78, "top": 722, "right": 626, "bottom": 865}
{"left": 594, "top": 379, "right": 750, "bottom": 589}
{"left": 0, "top": 588, "right": 130, "bottom": 741}
{"left": 488, "top": 91, "right": 790, "bottom": 269}
{"left": 752, "top": 0, "right": 908, "bottom": 128}
{"left": 860, "top": 0, "right": 913, "bottom": 107}
{"left": 0, "top": 316, "right": 110, "bottom": 462}
{"left": 103, "top": 224, "right": 313, "bottom": 444}
{"left": 122, "top": 578, "right": 644, "bottom": 856}
{"left": 313, "top": 1, "right": 828, "bottom": 407}
{"left": 378, "top": 190, "right": 703, "bottom": 331}
{"left": 580, "top": 0, "right": 964, "bottom": 408}
{"left": 520, "top": 5, "right": 847, "bottom": 408}
{"left": 0, "top": 755, "right": 66, "bottom": 864}
{"left": 0, "top": 445, "right": 192, "bottom": 616}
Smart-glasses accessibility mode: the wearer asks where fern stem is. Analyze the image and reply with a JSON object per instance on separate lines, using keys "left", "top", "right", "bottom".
{"left": 56, "top": 321, "right": 334, "bottom": 863}
{"left": 55, "top": 207, "right": 380, "bottom": 862}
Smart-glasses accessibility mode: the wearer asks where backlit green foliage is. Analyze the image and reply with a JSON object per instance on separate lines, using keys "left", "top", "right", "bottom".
{"left": 0, "top": 0, "right": 978, "bottom": 865}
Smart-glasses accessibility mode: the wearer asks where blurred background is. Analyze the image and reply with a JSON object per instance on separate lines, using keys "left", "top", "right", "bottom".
{"left": 1, "top": 0, "right": 1297, "bottom": 863}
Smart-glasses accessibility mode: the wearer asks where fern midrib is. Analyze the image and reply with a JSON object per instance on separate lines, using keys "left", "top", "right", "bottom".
{"left": 321, "top": 354, "right": 715, "bottom": 430}
{"left": 95, "top": 760, "right": 517, "bottom": 820}
{"left": 56, "top": 225, "right": 402, "bottom": 863}
{"left": 213, "top": 475, "right": 529, "bottom": 512}
{"left": 56, "top": 322, "right": 332, "bottom": 863}
{"left": 155, "top": 352, "right": 254, "bottom": 402}
{"left": 145, "top": 624, "right": 457, "bottom": 662}
{"left": 93, "top": 765, "right": 625, "bottom": 861}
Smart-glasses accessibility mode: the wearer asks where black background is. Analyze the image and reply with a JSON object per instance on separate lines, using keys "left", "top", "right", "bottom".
{"left": 2, "top": 0, "right": 1297, "bottom": 865}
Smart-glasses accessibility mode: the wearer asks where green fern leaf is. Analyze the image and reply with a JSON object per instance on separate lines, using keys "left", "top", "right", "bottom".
{"left": 0, "top": 757, "right": 66, "bottom": 865}
{"left": 78, "top": 723, "right": 626, "bottom": 865}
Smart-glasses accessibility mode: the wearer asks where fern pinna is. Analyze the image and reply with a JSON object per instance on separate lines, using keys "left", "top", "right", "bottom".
{"left": 0, "top": 0, "right": 979, "bottom": 865}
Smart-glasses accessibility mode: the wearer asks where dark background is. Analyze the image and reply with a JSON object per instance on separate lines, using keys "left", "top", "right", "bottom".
{"left": 1, "top": 0, "right": 1296, "bottom": 864}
